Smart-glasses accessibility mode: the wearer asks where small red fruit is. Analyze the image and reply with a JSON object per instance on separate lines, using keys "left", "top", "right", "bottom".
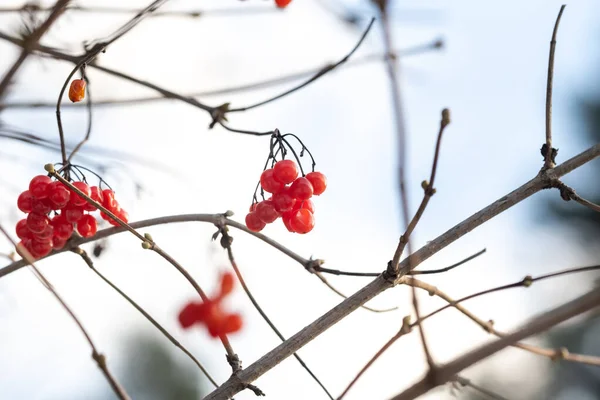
{"left": 289, "top": 177, "right": 313, "bottom": 200}
{"left": 52, "top": 236, "right": 67, "bottom": 250}
{"left": 293, "top": 199, "right": 315, "bottom": 214}
{"left": 69, "top": 181, "right": 91, "bottom": 207}
{"left": 220, "top": 272, "right": 235, "bottom": 298}
{"left": 289, "top": 208, "right": 315, "bottom": 234}
{"left": 17, "top": 190, "right": 34, "bottom": 213}
{"left": 306, "top": 172, "right": 327, "bottom": 195}
{"left": 282, "top": 213, "right": 296, "bottom": 232}
{"left": 272, "top": 188, "right": 296, "bottom": 213}
{"left": 273, "top": 160, "right": 299, "bottom": 184}
{"left": 68, "top": 79, "right": 86, "bottom": 103}
{"left": 29, "top": 175, "right": 52, "bottom": 199}
{"left": 260, "top": 169, "right": 285, "bottom": 194}
{"left": 178, "top": 302, "right": 203, "bottom": 329}
{"left": 36, "top": 224, "right": 54, "bottom": 241}
{"left": 255, "top": 200, "right": 280, "bottom": 223}
{"left": 48, "top": 181, "right": 71, "bottom": 209}
{"left": 31, "top": 197, "right": 53, "bottom": 215}
{"left": 220, "top": 314, "right": 243, "bottom": 335}
{"left": 102, "top": 189, "right": 118, "bottom": 210}
{"left": 27, "top": 213, "right": 50, "bottom": 234}
{"left": 245, "top": 212, "right": 266, "bottom": 232}
{"left": 83, "top": 186, "right": 103, "bottom": 211}
{"left": 16, "top": 219, "right": 32, "bottom": 240}
{"left": 63, "top": 204, "right": 84, "bottom": 223}
{"left": 77, "top": 214, "right": 98, "bottom": 238}
{"left": 275, "top": 0, "right": 292, "bottom": 8}
{"left": 30, "top": 238, "right": 52, "bottom": 258}
{"left": 51, "top": 214, "right": 74, "bottom": 240}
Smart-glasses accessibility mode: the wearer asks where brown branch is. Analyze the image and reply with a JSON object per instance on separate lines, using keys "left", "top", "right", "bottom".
{"left": 73, "top": 247, "right": 219, "bottom": 388}
{"left": 454, "top": 376, "right": 509, "bottom": 400}
{"left": 202, "top": 144, "right": 600, "bottom": 400}
{"left": 0, "top": 224, "right": 130, "bottom": 400}
{"left": 543, "top": 5, "right": 566, "bottom": 169}
{"left": 389, "top": 289, "right": 600, "bottom": 400}
{"left": 0, "top": 0, "right": 69, "bottom": 99}
{"left": 0, "top": 39, "right": 443, "bottom": 110}
{"left": 410, "top": 248, "right": 486, "bottom": 275}
{"left": 217, "top": 228, "right": 332, "bottom": 399}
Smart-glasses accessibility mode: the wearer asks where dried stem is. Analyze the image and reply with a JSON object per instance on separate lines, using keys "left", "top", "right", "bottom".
{"left": 543, "top": 5, "right": 566, "bottom": 169}
{"left": 73, "top": 247, "right": 218, "bottom": 388}
{"left": 410, "top": 248, "right": 486, "bottom": 275}
{"left": 0, "top": 224, "right": 130, "bottom": 400}
{"left": 454, "top": 376, "right": 509, "bottom": 400}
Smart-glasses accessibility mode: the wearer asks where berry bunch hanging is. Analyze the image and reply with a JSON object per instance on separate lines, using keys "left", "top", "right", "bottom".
{"left": 15, "top": 171, "right": 128, "bottom": 259}
{"left": 178, "top": 272, "right": 243, "bottom": 338}
{"left": 245, "top": 130, "right": 327, "bottom": 234}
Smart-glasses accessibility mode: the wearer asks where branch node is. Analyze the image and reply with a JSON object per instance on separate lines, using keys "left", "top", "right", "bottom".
{"left": 226, "top": 352, "right": 242, "bottom": 374}
{"left": 305, "top": 258, "right": 324, "bottom": 273}
{"left": 552, "top": 347, "right": 569, "bottom": 361}
{"left": 541, "top": 143, "right": 558, "bottom": 165}
{"left": 245, "top": 383, "right": 266, "bottom": 397}
{"left": 522, "top": 275, "right": 533, "bottom": 287}
{"left": 92, "top": 351, "right": 107, "bottom": 368}
{"left": 384, "top": 260, "right": 399, "bottom": 282}
{"left": 209, "top": 102, "right": 230, "bottom": 129}
{"left": 484, "top": 320, "right": 494, "bottom": 333}
{"left": 400, "top": 315, "right": 412, "bottom": 334}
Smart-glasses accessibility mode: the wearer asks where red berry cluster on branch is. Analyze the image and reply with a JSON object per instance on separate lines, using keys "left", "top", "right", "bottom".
{"left": 245, "top": 159, "right": 327, "bottom": 234}
{"left": 178, "top": 272, "right": 243, "bottom": 338}
{"left": 15, "top": 174, "right": 128, "bottom": 259}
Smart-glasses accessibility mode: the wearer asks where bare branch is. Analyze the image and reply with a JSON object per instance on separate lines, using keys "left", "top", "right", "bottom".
{"left": 410, "top": 248, "right": 486, "bottom": 275}
{"left": 454, "top": 376, "right": 509, "bottom": 400}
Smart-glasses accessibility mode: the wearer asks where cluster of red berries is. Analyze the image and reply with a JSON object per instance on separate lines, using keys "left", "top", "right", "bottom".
{"left": 275, "top": 0, "right": 292, "bottom": 8}
{"left": 245, "top": 159, "right": 327, "bottom": 234}
{"left": 15, "top": 175, "right": 128, "bottom": 259}
{"left": 178, "top": 272, "right": 243, "bottom": 338}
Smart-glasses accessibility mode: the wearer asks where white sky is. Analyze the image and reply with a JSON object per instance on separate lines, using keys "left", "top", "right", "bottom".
{"left": 0, "top": 1, "right": 599, "bottom": 399}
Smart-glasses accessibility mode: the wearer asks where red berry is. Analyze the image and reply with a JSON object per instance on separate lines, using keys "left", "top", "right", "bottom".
{"left": 220, "top": 314, "right": 243, "bottom": 335}
{"left": 293, "top": 199, "right": 315, "bottom": 214}
{"left": 273, "top": 160, "right": 299, "bottom": 184}
{"left": 245, "top": 212, "right": 266, "bottom": 232}
{"left": 16, "top": 219, "right": 32, "bottom": 240}
{"left": 289, "top": 177, "right": 313, "bottom": 200}
{"left": 255, "top": 200, "right": 280, "bottom": 223}
{"left": 249, "top": 203, "right": 258, "bottom": 212}
{"left": 29, "top": 175, "right": 52, "bottom": 199}
{"left": 30, "top": 238, "right": 52, "bottom": 258}
{"left": 275, "top": 0, "right": 292, "bottom": 8}
{"left": 69, "top": 181, "right": 91, "bottom": 207}
{"left": 306, "top": 172, "right": 327, "bottom": 195}
{"left": 260, "top": 169, "right": 285, "bottom": 194}
{"left": 76, "top": 214, "right": 97, "bottom": 238}
{"left": 116, "top": 207, "right": 129, "bottom": 223}
{"left": 36, "top": 224, "right": 54, "bottom": 241}
{"left": 63, "top": 204, "right": 84, "bottom": 223}
{"left": 289, "top": 208, "right": 315, "bottom": 234}
{"left": 52, "top": 236, "right": 67, "bottom": 250}
{"left": 31, "top": 197, "right": 53, "bottom": 215}
{"left": 102, "top": 189, "right": 118, "bottom": 210}
{"left": 220, "top": 272, "right": 235, "bottom": 297}
{"left": 282, "top": 213, "right": 296, "bottom": 232}
{"left": 272, "top": 188, "right": 296, "bottom": 213}
{"left": 27, "top": 213, "right": 50, "bottom": 234}
{"left": 178, "top": 302, "right": 202, "bottom": 329}
{"left": 51, "top": 214, "right": 74, "bottom": 240}
{"left": 68, "top": 79, "right": 86, "bottom": 103}
{"left": 83, "top": 186, "right": 103, "bottom": 211}
{"left": 48, "top": 181, "right": 71, "bottom": 209}
{"left": 17, "top": 190, "right": 34, "bottom": 213}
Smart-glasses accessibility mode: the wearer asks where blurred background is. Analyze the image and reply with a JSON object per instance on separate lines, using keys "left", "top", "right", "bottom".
{"left": 0, "top": 1, "right": 599, "bottom": 399}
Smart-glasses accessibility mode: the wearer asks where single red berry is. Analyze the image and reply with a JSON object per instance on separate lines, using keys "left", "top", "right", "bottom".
{"left": 275, "top": 0, "right": 292, "bottom": 8}
{"left": 69, "top": 181, "right": 91, "bottom": 207}
{"left": 178, "top": 302, "right": 202, "bottom": 329}
{"left": 293, "top": 198, "right": 315, "bottom": 214}
{"left": 36, "top": 224, "right": 54, "bottom": 241}
{"left": 16, "top": 219, "right": 32, "bottom": 240}
{"left": 282, "top": 213, "right": 296, "bottom": 232}
{"left": 249, "top": 203, "right": 258, "bottom": 212}
{"left": 83, "top": 186, "right": 103, "bottom": 211}
{"left": 245, "top": 212, "right": 266, "bottom": 232}
{"left": 273, "top": 160, "right": 299, "bottom": 184}
{"left": 76, "top": 214, "right": 97, "bottom": 238}
{"left": 289, "top": 208, "right": 315, "bottom": 234}
{"left": 220, "top": 272, "right": 235, "bottom": 297}
{"left": 31, "top": 197, "right": 53, "bottom": 215}
{"left": 289, "top": 177, "right": 314, "bottom": 200}
{"left": 68, "top": 79, "right": 86, "bottom": 103}
{"left": 52, "top": 236, "right": 67, "bottom": 250}
{"left": 272, "top": 188, "right": 296, "bottom": 213}
{"left": 102, "top": 189, "right": 118, "bottom": 210}
{"left": 260, "top": 169, "right": 285, "bottom": 194}
{"left": 63, "top": 204, "right": 84, "bottom": 223}
{"left": 220, "top": 314, "right": 243, "bottom": 335}
{"left": 22, "top": 239, "right": 40, "bottom": 259}
{"left": 306, "top": 172, "right": 327, "bottom": 195}
{"left": 30, "top": 238, "right": 52, "bottom": 258}
{"left": 27, "top": 213, "right": 50, "bottom": 234}
{"left": 48, "top": 181, "right": 71, "bottom": 209}
{"left": 51, "top": 214, "right": 74, "bottom": 240}
{"left": 17, "top": 190, "right": 34, "bottom": 213}
{"left": 29, "top": 175, "right": 52, "bottom": 199}
{"left": 116, "top": 207, "right": 129, "bottom": 223}
{"left": 255, "top": 200, "right": 280, "bottom": 224}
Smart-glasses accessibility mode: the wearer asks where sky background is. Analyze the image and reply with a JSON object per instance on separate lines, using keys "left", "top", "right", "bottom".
{"left": 0, "top": 1, "right": 599, "bottom": 399}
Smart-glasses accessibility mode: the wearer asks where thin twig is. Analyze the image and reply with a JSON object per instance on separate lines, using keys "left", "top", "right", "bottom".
{"left": 454, "top": 376, "right": 509, "bottom": 400}
{"left": 0, "top": 224, "right": 130, "bottom": 400}
{"left": 67, "top": 67, "right": 92, "bottom": 162}
{"left": 0, "top": 0, "right": 69, "bottom": 99}
{"left": 410, "top": 248, "right": 486, "bottom": 275}
{"left": 543, "top": 5, "right": 566, "bottom": 169}
{"left": 72, "top": 247, "right": 218, "bottom": 388}
{"left": 389, "top": 289, "right": 600, "bottom": 400}
{"left": 218, "top": 228, "right": 333, "bottom": 399}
